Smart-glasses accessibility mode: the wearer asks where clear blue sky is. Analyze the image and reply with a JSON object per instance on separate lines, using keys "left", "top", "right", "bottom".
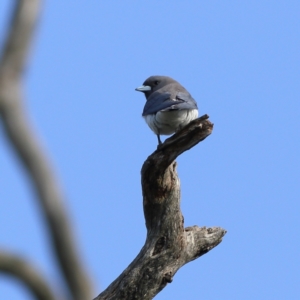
{"left": 1, "top": 1, "right": 299, "bottom": 299}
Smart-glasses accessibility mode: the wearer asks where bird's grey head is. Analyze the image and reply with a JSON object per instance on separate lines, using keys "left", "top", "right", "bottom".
{"left": 135, "top": 75, "right": 178, "bottom": 98}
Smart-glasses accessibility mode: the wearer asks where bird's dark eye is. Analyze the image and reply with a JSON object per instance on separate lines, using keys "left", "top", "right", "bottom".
{"left": 154, "top": 80, "right": 159, "bottom": 85}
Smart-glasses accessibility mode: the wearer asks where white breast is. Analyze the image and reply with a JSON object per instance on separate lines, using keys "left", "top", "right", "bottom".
{"left": 144, "top": 109, "right": 198, "bottom": 135}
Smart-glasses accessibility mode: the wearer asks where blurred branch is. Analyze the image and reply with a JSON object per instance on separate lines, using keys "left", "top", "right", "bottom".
{"left": 0, "top": 1, "right": 93, "bottom": 299}
{"left": 0, "top": 0, "right": 39, "bottom": 78}
{"left": 94, "top": 115, "right": 226, "bottom": 300}
{"left": 0, "top": 251, "right": 57, "bottom": 300}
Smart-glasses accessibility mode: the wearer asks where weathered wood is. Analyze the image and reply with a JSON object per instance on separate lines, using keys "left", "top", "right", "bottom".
{"left": 94, "top": 115, "right": 226, "bottom": 300}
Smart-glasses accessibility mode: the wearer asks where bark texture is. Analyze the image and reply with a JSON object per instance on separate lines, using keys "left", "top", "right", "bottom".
{"left": 94, "top": 115, "right": 226, "bottom": 300}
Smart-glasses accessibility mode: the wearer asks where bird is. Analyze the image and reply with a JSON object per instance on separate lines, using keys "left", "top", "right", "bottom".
{"left": 135, "top": 75, "right": 198, "bottom": 145}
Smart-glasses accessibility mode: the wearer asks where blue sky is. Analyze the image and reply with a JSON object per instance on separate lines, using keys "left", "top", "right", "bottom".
{"left": 0, "top": 1, "right": 299, "bottom": 299}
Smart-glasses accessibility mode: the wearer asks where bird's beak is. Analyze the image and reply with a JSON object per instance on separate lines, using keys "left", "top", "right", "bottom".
{"left": 135, "top": 85, "right": 151, "bottom": 92}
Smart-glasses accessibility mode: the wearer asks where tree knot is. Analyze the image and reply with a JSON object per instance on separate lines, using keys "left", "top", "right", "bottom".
{"left": 152, "top": 236, "right": 166, "bottom": 256}
{"left": 163, "top": 272, "right": 173, "bottom": 284}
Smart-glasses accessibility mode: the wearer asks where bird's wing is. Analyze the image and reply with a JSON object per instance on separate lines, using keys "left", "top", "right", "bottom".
{"left": 142, "top": 91, "right": 198, "bottom": 116}
{"left": 173, "top": 92, "right": 198, "bottom": 110}
{"left": 142, "top": 92, "right": 182, "bottom": 115}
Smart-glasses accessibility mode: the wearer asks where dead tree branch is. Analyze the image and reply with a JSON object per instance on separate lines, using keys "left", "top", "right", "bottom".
{"left": 0, "top": 1, "right": 93, "bottom": 299}
{"left": 94, "top": 115, "right": 226, "bottom": 300}
{"left": 0, "top": 251, "right": 57, "bottom": 300}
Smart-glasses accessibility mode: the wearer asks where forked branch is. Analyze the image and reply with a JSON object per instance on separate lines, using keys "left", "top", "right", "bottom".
{"left": 94, "top": 115, "right": 226, "bottom": 300}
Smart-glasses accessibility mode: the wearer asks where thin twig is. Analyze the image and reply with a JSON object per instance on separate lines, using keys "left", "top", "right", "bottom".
{"left": 0, "top": 251, "right": 58, "bottom": 300}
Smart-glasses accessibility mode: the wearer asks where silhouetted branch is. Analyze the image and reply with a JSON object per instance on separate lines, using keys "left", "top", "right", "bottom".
{"left": 94, "top": 115, "right": 226, "bottom": 300}
{"left": 0, "top": 251, "right": 57, "bottom": 300}
{"left": 0, "top": 1, "right": 93, "bottom": 299}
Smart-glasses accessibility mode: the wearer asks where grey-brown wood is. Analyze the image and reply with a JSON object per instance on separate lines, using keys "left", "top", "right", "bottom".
{"left": 94, "top": 115, "right": 226, "bottom": 300}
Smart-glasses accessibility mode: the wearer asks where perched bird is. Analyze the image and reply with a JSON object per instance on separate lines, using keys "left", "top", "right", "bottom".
{"left": 135, "top": 75, "right": 198, "bottom": 145}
